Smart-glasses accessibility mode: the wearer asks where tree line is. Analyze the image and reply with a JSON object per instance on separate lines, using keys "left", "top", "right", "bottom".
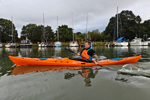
{"left": 0, "top": 10, "right": 150, "bottom": 43}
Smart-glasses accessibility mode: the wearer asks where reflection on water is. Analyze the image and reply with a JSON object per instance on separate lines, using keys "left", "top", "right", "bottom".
{"left": 20, "top": 48, "right": 32, "bottom": 57}
{"left": 10, "top": 65, "right": 99, "bottom": 87}
{"left": 69, "top": 47, "right": 79, "bottom": 53}
{"left": 114, "top": 46, "right": 128, "bottom": 56}
{"left": 78, "top": 68, "right": 98, "bottom": 87}
{"left": 53, "top": 47, "right": 62, "bottom": 57}
{"left": 0, "top": 48, "right": 2, "bottom": 56}
{"left": 4, "top": 48, "right": 19, "bottom": 56}
{"left": 129, "top": 46, "right": 149, "bottom": 55}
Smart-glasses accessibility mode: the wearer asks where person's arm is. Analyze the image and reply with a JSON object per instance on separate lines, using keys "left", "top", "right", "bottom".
{"left": 90, "top": 49, "right": 98, "bottom": 64}
{"left": 93, "top": 54, "right": 98, "bottom": 63}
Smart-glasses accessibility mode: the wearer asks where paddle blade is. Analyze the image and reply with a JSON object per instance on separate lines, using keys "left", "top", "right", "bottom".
{"left": 64, "top": 47, "right": 76, "bottom": 54}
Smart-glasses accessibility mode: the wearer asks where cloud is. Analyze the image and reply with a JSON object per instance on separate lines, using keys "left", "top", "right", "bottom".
{"left": 0, "top": 0, "right": 150, "bottom": 36}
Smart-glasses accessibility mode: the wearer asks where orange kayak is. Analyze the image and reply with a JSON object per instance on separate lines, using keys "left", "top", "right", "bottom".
{"left": 9, "top": 55, "right": 141, "bottom": 66}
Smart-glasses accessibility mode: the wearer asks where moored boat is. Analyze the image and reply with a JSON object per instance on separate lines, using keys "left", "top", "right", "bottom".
{"left": 130, "top": 37, "right": 148, "bottom": 46}
{"left": 20, "top": 37, "right": 32, "bottom": 48}
{"left": 9, "top": 55, "right": 141, "bottom": 66}
{"left": 114, "top": 37, "right": 128, "bottom": 46}
{"left": 54, "top": 41, "right": 62, "bottom": 47}
{"left": 69, "top": 41, "right": 79, "bottom": 47}
{"left": 146, "top": 37, "right": 150, "bottom": 45}
{"left": 5, "top": 42, "right": 18, "bottom": 48}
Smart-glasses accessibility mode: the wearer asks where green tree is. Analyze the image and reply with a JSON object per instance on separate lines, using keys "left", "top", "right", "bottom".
{"left": 0, "top": 18, "right": 18, "bottom": 42}
{"left": 88, "top": 29, "right": 101, "bottom": 41}
{"left": 74, "top": 32, "right": 85, "bottom": 42}
{"left": 57, "top": 25, "right": 73, "bottom": 42}
{"left": 45, "top": 26, "right": 54, "bottom": 41}
{"left": 103, "top": 10, "right": 142, "bottom": 41}
{"left": 21, "top": 24, "right": 40, "bottom": 43}
{"left": 21, "top": 24, "right": 54, "bottom": 43}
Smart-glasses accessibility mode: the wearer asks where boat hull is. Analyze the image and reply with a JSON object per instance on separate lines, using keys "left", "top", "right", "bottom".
{"left": 114, "top": 42, "right": 128, "bottom": 46}
{"left": 9, "top": 55, "right": 141, "bottom": 66}
{"left": 20, "top": 44, "right": 32, "bottom": 48}
{"left": 69, "top": 41, "right": 79, "bottom": 47}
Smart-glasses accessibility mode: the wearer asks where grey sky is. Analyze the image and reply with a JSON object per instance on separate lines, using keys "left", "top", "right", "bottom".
{"left": 1, "top": 0, "right": 150, "bottom": 36}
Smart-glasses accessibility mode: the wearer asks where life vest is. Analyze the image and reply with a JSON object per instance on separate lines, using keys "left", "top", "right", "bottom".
{"left": 81, "top": 48, "right": 92, "bottom": 61}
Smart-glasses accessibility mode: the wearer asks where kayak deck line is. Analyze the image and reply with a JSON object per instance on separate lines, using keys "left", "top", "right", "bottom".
{"left": 8, "top": 55, "right": 141, "bottom": 66}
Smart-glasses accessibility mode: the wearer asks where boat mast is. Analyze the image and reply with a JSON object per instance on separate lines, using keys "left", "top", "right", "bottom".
{"left": 11, "top": 16, "right": 13, "bottom": 43}
{"left": 43, "top": 13, "right": 45, "bottom": 40}
{"left": 72, "top": 12, "right": 74, "bottom": 41}
{"left": 57, "top": 16, "right": 59, "bottom": 41}
{"left": 117, "top": 7, "right": 118, "bottom": 38}
{"left": 86, "top": 13, "right": 88, "bottom": 40}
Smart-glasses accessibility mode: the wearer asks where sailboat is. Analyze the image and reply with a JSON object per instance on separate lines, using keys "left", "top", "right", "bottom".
{"left": 69, "top": 12, "right": 79, "bottom": 47}
{"left": 5, "top": 17, "right": 17, "bottom": 48}
{"left": 39, "top": 13, "right": 48, "bottom": 47}
{"left": 113, "top": 7, "right": 128, "bottom": 46}
{"left": 54, "top": 16, "right": 62, "bottom": 47}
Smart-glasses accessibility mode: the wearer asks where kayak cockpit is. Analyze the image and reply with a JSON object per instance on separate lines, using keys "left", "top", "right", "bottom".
{"left": 69, "top": 58, "right": 93, "bottom": 63}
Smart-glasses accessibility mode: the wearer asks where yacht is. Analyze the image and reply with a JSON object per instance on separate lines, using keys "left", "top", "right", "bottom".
{"left": 146, "top": 37, "right": 150, "bottom": 45}
{"left": 130, "top": 37, "right": 148, "bottom": 46}
{"left": 5, "top": 17, "right": 18, "bottom": 48}
{"left": 38, "top": 13, "right": 48, "bottom": 47}
{"left": 54, "top": 16, "right": 62, "bottom": 47}
{"left": 5, "top": 39, "right": 17, "bottom": 48}
{"left": 20, "top": 37, "right": 32, "bottom": 48}
{"left": 113, "top": 7, "right": 129, "bottom": 46}
{"left": 69, "top": 12, "right": 79, "bottom": 47}
{"left": 5, "top": 43, "right": 17, "bottom": 48}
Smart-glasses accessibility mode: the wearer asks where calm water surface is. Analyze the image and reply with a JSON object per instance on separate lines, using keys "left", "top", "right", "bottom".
{"left": 0, "top": 46, "right": 150, "bottom": 100}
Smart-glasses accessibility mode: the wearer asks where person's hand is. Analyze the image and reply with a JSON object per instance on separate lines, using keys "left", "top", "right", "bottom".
{"left": 77, "top": 52, "right": 80, "bottom": 56}
{"left": 94, "top": 60, "right": 98, "bottom": 65}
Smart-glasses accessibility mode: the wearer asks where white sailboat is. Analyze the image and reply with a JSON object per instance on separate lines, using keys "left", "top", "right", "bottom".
{"left": 69, "top": 12, "right": 79, "bottom": 47}
{"left": 39, "top": 13, "right": 48, "bottom": 47}
{"left": 54, "top": 16, "right": 62, "bottom": 47}
{"left": 113, "top": 7, "right": 128, "bottom": 46}
{"left": 5, "top": 17, "right": 17, "bottom": 48}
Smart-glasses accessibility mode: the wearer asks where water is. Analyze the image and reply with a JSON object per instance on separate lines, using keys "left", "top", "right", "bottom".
{"left": 0, "top": 46, "right": 150, "bottom": 100}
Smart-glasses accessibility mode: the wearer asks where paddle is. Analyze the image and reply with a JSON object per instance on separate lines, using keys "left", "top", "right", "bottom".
{"left": 64, "top": 47, "right": 103, "bottom": 67}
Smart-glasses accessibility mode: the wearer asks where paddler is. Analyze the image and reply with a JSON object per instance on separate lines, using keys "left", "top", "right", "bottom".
{"left": 77, "top": 41, "right": 99, "bottom": 64}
